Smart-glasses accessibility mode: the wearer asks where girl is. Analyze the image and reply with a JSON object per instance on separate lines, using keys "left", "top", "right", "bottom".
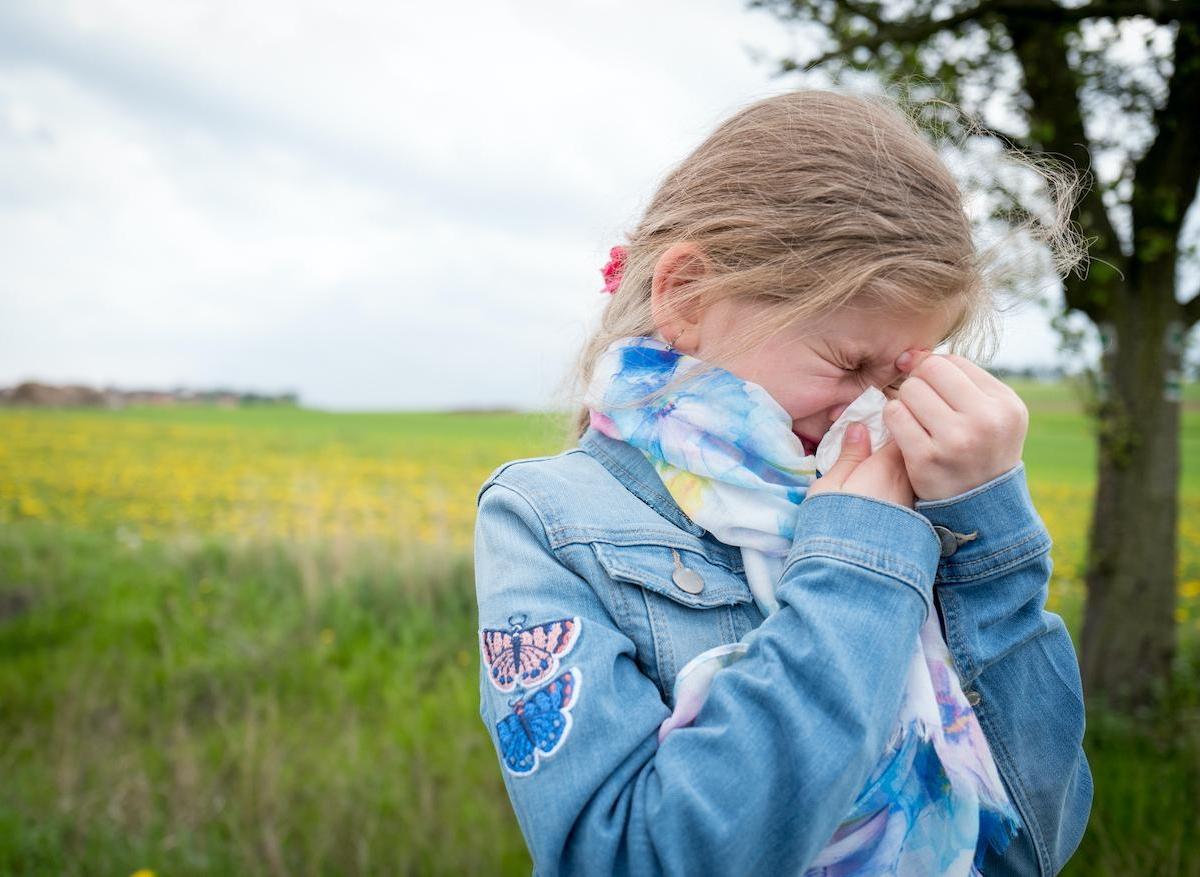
{"left": 473, "top": 89, "right": 1092, "bottom": 875}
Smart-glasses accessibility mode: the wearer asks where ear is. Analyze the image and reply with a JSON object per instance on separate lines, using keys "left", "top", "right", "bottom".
{"left": 650, "top": 242, "right": 710, "bottom": 349}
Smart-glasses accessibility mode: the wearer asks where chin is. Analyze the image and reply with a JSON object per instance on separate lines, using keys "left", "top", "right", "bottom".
{"left": 791, "top": 429, "right": 820, "bottom": 456}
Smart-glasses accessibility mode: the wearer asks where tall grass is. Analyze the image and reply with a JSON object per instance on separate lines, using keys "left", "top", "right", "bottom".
{"left": 5, "top": 519, "right": 1199, "bottom": 875}
{"left": 0, "top": 522, "right": 528, "bottom": 875}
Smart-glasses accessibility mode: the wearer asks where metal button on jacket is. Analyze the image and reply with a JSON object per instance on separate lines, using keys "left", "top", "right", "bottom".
{"left": 964, "top": 688, "right": 982, "bottom": 706}
{"left": 932, "top": 525, "right": 979, "bottom": 558}
{"left": 670, "top": 548, "right": 705, "bottom": 594}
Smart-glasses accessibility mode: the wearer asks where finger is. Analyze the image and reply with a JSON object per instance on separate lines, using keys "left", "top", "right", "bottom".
{"left": 898, "top": 348, "right": 1007, "bottom": 398}
{"left": 883, "top": 398, "right": 931, "bottom": 458}
{"left": 936, "top": 353, "right": 1012, "bottom": 397}
{"left": 872, "top": 437, "right": 906, "bottom": 466}
{"left": 897, "top": 375, "right": 956, "bottom": 434}
{"left": 864, "top": 437, "right": 910, "bottom": 491}
{"left": 896, "top": 351, "right": 984, "bottom": 413}
{"left": 815, "top": 421, "right": 871, "bottom": 485}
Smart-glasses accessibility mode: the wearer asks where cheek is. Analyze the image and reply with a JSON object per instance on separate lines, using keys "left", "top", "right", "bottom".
{"left": 725, "top": 353, "right": 844, "bottom": 417}
{"left": 776, "top": 384, "right": 842, "bottom": 420}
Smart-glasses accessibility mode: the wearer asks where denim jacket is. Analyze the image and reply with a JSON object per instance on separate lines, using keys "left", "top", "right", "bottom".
{"left": 473, "top": 424, "right": 1093, "bottom": 876}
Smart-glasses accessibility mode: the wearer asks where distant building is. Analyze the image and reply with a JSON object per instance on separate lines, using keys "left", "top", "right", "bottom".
{"left": 0, "top": 381, "right": 301, "bottom": 408}
{"left": 989, "top": 364, "right": 1066, "bottom": 381}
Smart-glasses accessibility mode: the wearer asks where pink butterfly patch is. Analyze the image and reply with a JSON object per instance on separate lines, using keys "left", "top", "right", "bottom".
{"left": 480, "top": 615, "right": 582, "bottom": 693}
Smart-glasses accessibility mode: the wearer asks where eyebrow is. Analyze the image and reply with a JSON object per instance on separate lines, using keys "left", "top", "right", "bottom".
{"left": 838, "top": 345, "right": 909, "bottom": 385}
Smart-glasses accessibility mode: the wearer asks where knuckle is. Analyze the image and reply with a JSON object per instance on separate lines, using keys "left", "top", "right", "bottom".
{"left": 944, "top": 424, "right": 973, "bottom": 454}
{"left": 916, "top": 355, "right": 945, "bottom": 379}
{"left": 994, "top": 400, "right": 1025, "bottom": 432}
{"left": 924, "top": 442, "right": 948, "bottom": 466}
{"left": 980, "top": 409, "right": 1006, "bottom": 435}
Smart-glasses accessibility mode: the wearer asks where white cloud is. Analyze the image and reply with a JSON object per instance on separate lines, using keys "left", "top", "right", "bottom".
{"left": 0, "top": 0, "right": 1103, "bottom": 410}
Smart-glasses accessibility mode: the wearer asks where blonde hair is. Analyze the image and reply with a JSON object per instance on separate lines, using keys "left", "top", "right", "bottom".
{"left": 551, "top": 86, "right": 1088, "bottom": 448}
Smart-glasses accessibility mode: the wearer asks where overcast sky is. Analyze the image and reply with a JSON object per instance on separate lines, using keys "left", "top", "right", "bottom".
{"left": 0, "top": 1, "right": 1191, "bottom": 411}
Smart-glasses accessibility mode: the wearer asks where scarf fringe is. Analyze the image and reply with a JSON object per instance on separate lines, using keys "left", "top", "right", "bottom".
{"left": 886, "top": 711, "right": 1024, "bottom": 863}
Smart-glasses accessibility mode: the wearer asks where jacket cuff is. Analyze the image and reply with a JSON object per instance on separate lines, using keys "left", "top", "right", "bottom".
{"left": 785, "top": 492, "right": 942, "bottom": 617}
{"left": 913, "top": 462, "right": 1052, "bottom": 584}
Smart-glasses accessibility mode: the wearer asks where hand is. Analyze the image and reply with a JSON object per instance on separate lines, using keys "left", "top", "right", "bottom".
{"left": 806, "top": 422, "right": 915, "bottom": 508}
{"left": 882, "top": 349, "right": 1029, "bottom": 501}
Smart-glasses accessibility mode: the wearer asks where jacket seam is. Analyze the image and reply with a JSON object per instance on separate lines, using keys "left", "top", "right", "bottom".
{"left": 973, "top": 695, "right": 1052, "bottom": 875}
{"left": 594, "top": 563, "right": 752, "bottom": 609}
{"left": 556, "top": 529, "right": 744, "bottom": 578}
{"left": 802, "top": 492, "right": 942, "bottom": 541}
{"left": 578, "top": 436, "right": 704, "bottom": 534}
{"left": 608, "top": 570, "right": 635, "bottom": 633}
{"left": 1035, "top": 624, "right": 1087, "bottom": 710}
{"left": 551, "top": 529, "right": 737, "bottom": 562}
{"left": 581, "top": 435, "right": 644, "bottom": 491}
{"left": 477, "top": 479, "right": 558, "bottom": 553}
{"left": 939, "top": 586, "right": 976, "bottom": 681}
{"left": 940, "top": 584, "right": 1055, "bottom": 875}
{"left": 782, "top": 548, "right": 933, "bottom": 619}
{"left": 935, "top": 530, "right": 1052, "bottom": 584}
{"left": 786, "top": 536, "right": 936, "bottom": 594}
{"left": 476, "top": 452, "right": 579, "bottom": 505}
{"left": 644, "top": 589, "right": 677, "bottom": 690}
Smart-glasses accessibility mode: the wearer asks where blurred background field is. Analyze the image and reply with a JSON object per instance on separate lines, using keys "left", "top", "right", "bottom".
{"left": 2, "top": 379, "right": 1199, "bottom": 875}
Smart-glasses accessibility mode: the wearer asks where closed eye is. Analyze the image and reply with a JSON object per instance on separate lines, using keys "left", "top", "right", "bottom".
{"left": 840, "top": 362, "right": 905, "bottom": 392}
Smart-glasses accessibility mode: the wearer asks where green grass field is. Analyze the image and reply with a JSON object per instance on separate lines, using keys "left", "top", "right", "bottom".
{"left": 1, "top": 380, "right": 1198, "bottom": 875}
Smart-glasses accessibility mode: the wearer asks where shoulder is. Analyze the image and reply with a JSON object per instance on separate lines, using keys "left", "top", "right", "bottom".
{"left": 476, "top": 445, "right": 600, "bottom": 509}
{"left": 474, "top": 446, "right": 688, "bottom": 551}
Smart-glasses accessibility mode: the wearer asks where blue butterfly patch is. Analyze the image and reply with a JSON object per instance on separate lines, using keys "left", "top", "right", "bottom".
{"left": 496, "top": 667, "right": 581, "bottom": 776}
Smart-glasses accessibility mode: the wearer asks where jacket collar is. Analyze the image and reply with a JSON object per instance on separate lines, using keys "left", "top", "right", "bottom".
{"left": 576, "top": 425, "right": 708, "bottom": 538}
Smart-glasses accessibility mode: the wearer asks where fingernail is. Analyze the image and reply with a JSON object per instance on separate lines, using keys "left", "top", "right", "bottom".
{"left": 847, "top": 423, "right": 866, "bottom": 442}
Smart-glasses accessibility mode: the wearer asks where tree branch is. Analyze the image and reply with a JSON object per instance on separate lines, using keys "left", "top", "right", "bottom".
{"left": 1004, "top": 11, "right": 1125, "bottom": 323}
{"left": 797, "top": 1, "right": 1004, "bottom": 71}
{"left": 838, "top": 0, "right": 886, "bottom": 27}
{"left": 1131, "top": 19, "right": 1200, "bottom": 247}
{"left": 996, "top": 0, "right": 1199, "bottom": 25}
{"left": 790, "top": 0, "right": 1197, "bottom": 73}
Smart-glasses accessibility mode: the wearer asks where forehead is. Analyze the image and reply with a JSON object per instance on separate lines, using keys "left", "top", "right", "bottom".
{"left": 815, "top": 305, "right": 956, "bottom": 358}
{"left": 710, "top": 297, "right": 960, "bottom": 365}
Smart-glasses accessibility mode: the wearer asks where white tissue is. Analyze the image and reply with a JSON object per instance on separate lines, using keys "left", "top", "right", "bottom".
{"left": 813, "top": 386, "right": 892, "bottom": 475}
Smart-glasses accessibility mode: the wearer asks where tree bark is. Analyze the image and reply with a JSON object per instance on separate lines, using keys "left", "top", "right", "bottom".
{"left": 1079, "top": 277, "right": 1185, "bottom": 711}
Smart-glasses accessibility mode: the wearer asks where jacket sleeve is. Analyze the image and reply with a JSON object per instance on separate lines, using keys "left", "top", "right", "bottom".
{"left": 474, "top": 477, "right": 943, "bottom": 876}
{"left": 914, "top": 462, "right": 1094, "bottom": 876}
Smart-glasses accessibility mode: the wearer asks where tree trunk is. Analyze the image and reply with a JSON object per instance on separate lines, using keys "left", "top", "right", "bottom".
{"left": 1079, "top": 268, "right": 1185, "bottom": 711}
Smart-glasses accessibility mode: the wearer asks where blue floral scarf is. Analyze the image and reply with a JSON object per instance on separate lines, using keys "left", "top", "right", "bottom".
{"left": 584, "top": 335, "right": 1021, "bottom": 875}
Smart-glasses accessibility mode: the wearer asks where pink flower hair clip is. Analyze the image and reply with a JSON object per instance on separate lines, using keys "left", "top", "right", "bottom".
{"left": 599, "top": 245, "right": 627, "bottom": 295}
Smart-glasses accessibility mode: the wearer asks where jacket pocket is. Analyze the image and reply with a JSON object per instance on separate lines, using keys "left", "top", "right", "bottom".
{"left": 590, "top": 538, "right": 757, "bottom": 706}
